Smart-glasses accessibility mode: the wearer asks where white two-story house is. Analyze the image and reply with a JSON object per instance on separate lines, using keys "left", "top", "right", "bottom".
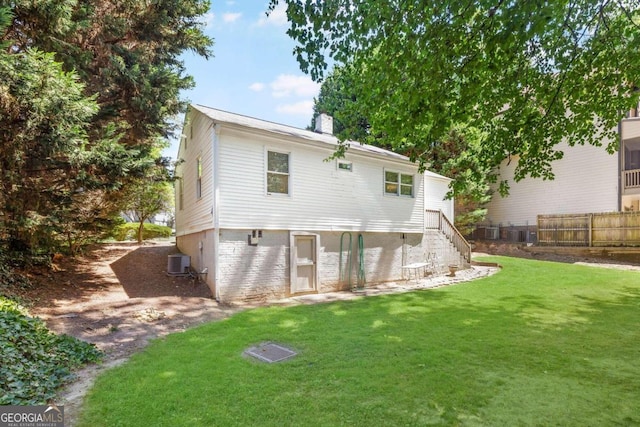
{"left": 479, "top": 107, "right": 640, "bottom": 241}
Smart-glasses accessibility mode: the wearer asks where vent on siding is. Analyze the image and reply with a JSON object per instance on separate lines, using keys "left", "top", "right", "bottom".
{"left": 167, "top": 254, "right": 190, "bottom": 275}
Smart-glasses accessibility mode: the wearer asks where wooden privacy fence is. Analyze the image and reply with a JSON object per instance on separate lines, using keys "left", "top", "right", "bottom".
{"left": 537, "top": 212, "right": 640, "bottom": 247}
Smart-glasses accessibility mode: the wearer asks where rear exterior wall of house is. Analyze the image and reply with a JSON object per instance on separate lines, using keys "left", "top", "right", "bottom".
{"left": 178, "top": 229, "right": 449, "bottom": 303}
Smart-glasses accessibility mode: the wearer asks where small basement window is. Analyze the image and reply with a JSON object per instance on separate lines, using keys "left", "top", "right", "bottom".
{"left": 385, "top": 170, "right": 414, "bottom": 197}
{"left": 337, "top": 160, "right": 353, "bottom": 172}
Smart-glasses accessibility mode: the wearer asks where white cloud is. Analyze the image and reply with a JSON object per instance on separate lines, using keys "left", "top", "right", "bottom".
{"left": 276, "top": 100, "right": 315, "bottom": 116}
{"left": 223, "top": 12, "right": 242, "bottom": 23}
{"left": 249, "top": 82, "right": 265, "bottom": 92}
{"left": 256, "top": 2, "right": 288, "bottom": 26}
{"left": 200, "top": 12, "right": 214, "bottom": 28}
{"left": 270, "top": 74, "right": 320, "bottom": 98}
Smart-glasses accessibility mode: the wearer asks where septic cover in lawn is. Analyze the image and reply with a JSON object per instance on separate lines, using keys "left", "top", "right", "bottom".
{"left": 244, "top": 342, "right": 297, "bottom": 363}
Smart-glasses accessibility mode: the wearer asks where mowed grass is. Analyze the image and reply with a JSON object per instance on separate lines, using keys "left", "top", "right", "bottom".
{"left": 78, "top": 257, "right": 640, "bottom": 426}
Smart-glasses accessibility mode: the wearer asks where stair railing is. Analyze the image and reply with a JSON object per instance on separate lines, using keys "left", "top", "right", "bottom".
{"left": 425, "top": 209, "right": 471, "bottom": 264}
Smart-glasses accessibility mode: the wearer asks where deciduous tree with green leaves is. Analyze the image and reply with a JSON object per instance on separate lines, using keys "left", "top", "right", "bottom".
{"left": 311, "top": 64, "right": 492, "bottom": 234}
{"left": 271, "top": 0, "right": 640, "bottom": 195}
{"left": 121, "top": 157, "right": 175, "bottom": 244}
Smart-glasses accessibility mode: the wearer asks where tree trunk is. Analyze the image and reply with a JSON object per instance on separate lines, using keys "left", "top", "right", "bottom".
{"left": 137, "top": 220, "right": 145, "bottom": 244}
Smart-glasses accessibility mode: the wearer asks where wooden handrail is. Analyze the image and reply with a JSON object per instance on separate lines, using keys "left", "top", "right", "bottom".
{"left": 425, "top": 209, "right": 471, "bottom": 263}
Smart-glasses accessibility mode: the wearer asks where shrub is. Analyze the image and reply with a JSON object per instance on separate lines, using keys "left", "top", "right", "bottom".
{"left": 112, "top": 222, "right": 172, "bottom": 242}
{"left": 0, "top": 296, "right": 103, "bottom": 405}
{"left": 0, "top": 255, "right": 34, "bottom": 299}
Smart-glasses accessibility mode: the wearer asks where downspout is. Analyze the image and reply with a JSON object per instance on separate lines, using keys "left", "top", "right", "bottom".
{"left": 618, "top": 119, "right": 623, "bottom": 212}
{"left": 212, "top": 123, "right": 221, "bottom": 301}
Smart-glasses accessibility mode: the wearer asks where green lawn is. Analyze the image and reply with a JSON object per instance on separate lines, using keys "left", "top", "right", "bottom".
{"left": 78, "top": 257, "right": 640, "bottom": 426}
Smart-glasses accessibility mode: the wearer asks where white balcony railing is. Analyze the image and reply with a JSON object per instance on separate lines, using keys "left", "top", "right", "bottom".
{"left": 624, "top": 169, "right": 640, "bottom": 189}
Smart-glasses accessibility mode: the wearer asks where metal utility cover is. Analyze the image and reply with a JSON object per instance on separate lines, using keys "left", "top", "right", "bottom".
{"left": 244, "top": 343, "right": 297, "bottom": 363}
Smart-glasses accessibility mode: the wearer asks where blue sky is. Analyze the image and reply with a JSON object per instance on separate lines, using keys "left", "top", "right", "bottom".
{"left": 166, "top": 1, "right": 322, "bottom": 158}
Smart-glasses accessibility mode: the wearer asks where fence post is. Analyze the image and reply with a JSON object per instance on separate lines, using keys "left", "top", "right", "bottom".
{"left": 588, "top": 214, "right": 593, "bottom": 247}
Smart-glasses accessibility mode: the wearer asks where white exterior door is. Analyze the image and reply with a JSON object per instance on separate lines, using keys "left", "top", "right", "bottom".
{"left": 290, "top": 233, "right": 319, "bottom": 294}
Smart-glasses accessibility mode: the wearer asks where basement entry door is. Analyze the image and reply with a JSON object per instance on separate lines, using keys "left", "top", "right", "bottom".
{"left": 290, "top": 233, "right": 319, "bottom": 294}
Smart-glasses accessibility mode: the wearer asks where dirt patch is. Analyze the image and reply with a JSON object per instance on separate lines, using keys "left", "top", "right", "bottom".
{"left": 22, "top": 241, "right": 242, "bottom": 426}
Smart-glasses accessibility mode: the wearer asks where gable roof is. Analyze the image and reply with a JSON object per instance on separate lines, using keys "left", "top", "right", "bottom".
{"left": 190, "top": 104, "right": 449, "bottom": 180}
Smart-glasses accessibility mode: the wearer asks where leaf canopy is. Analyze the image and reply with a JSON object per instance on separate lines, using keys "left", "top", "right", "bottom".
{"left": 270, "top": 0, "right": 640, "bottom": 183}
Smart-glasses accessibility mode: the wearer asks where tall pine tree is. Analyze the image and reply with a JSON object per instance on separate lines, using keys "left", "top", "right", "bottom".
{"left": 0, "top": 1, "right": 213, "bottom": 254}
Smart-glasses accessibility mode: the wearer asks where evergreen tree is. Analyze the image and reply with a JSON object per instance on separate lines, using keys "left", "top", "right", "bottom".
{"left": 0, "top": 1, "right": 213, "bottom": 254}
{"left": 0, "top": 7, "right": 98, "bottom": 252}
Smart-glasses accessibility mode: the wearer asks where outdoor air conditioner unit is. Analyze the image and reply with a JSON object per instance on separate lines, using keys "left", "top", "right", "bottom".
{"left": 167, "top": 254, "right": 190, "bottom": 275}
{"left": 485, "top": 227, "right": 499, "bottom": 240}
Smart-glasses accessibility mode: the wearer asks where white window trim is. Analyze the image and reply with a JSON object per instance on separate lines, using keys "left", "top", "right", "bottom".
{"left": 384, "top": 169, "right": 414, "bottom": 198}
{"left": 265, "top": 148, "right": 292, "bottom": 196}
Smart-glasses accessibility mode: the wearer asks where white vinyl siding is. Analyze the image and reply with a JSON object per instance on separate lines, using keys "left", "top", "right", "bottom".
{"left": 217, "top": 127, "right": 424, "bottom": 233}
{"left": 622, "top": 118, "right": 640, "bottom": 140}
{"left": 424, "top": 173, "right": 454, "bottom": 222}
{"left": 484, "top": 141, "right": 619, "bottom": 226}
{"left": 174, "top": 109, "right": 214, "bottom": 236}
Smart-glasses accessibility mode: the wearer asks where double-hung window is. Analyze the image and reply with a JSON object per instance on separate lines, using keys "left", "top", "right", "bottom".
{"left": 267, "top": 150, "right": 290, "bottom": 194}
{"left": 385, "top": 170, "right": 414, "bottom": 197}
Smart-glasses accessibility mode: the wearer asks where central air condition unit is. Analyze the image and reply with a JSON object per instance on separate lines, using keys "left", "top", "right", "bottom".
{"left": 167, "top": 254, "right": 190, "bottom": 275}
{"left": 485, "top": 227, "right": 499, "bottom": 240}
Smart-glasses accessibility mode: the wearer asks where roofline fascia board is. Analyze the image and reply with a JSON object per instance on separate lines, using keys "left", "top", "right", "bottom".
{"left": 424, "top": 173, "right": 453, "bottom": 182}
{"left": 210, "top": 118, "right": 420, "bottom": 169}
{"left": 191, "top": 104, "right": 414, "bottom": 164}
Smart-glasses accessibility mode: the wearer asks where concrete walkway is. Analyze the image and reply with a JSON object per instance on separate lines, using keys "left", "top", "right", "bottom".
{"left": 274, "top": 264, "right": 501, "bottom": 306}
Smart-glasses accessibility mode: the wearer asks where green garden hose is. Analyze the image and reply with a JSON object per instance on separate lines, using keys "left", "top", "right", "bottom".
{"left": 357, "top": 234, "right": 366, "bottom": 289}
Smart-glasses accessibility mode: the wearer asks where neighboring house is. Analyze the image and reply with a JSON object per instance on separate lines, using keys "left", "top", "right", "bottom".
{"left": 174, "top": 104, "right": 465, "bottom": 302}
{"left": 121, "top": 210, "right": 174, "bottom": 227}
{"left": 479, "top": 107, "right": 640, "bottom": 241}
